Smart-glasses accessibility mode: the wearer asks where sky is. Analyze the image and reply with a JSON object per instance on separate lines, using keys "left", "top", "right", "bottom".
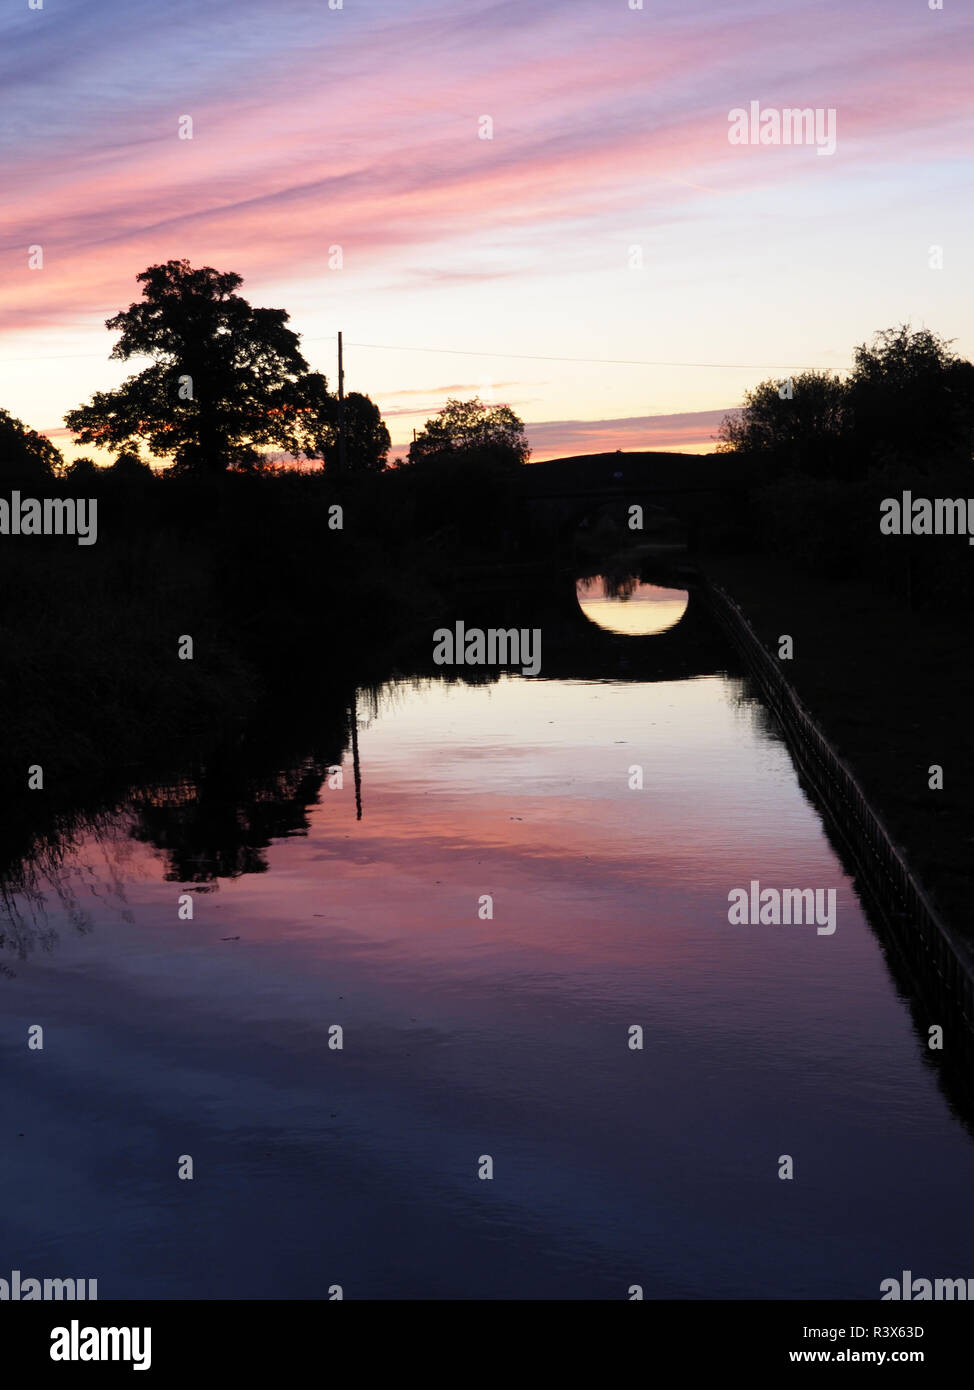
{"left": 1, "top": 0, "right": 972, "bottom": 464}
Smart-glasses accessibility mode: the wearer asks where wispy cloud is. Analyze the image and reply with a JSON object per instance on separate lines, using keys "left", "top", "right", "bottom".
{"left": 1, "top": 0, "right": 972, "bottom": 438}
{"left": 380, "top": 382, "right": 521, "bottom": 399}
{"left": 5, "top": 0, "right": 970, "bottom": 334}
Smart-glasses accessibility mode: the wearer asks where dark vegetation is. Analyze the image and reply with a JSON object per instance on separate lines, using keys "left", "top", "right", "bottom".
{"left": 61, "top": 260, "right": 387, "bottom": 475}
{"left": 0, "top": 262, "right": 534, "bottom": 865}
{"left": 2, "top": 272, "right": 972, "bottom": 951}
{"left": 714, "top": 324, "right": 974, "bottom": 614}
{"left": 708, "top": 324, "right": 974, "bottom": 945}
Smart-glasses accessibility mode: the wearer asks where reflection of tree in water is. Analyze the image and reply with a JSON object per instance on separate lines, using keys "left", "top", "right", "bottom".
{"left": 0, "top": 738, "right": 346, "bottom": 966}
{"left": 0, "top": 684, "right": 360, "bottom": 966}
{"left": 0, "top": 675, "right": 490, "bottom": 968}
{"left": 600, "top": 572, "right": 639, "bottom": 601}
{"left": 576, "top": 569, "right": 639, "bottom": 602}
{"left": 130, "top": 756, "right": 336, "bottom": 883}
{"left": 0, "top": 811, "right": 137, "bottom": 974}
{"left": 128, "top": 687, "right": 363, "bottom": 884}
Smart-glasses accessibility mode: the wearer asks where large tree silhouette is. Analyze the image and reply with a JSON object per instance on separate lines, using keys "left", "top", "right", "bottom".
{"left": 847, "top": 325, "right": 974, "bottom": 468}
{"left": 65, "top": 260, "right": 330, "bottom": 473}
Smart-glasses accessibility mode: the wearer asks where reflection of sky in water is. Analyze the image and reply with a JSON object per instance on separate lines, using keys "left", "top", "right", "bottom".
{"left": 3, "top": 674, "right": 974, "bottom": 1299}
{"left": 576, "top": 579, "right": 690, "bottom": 636}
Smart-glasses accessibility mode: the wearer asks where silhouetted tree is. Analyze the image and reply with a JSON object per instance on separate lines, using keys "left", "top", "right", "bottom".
{"left": 284, "top": 376, "right": 388, "bottom": 474}
{"left": 64, "top": 456, "right": 100, "bottom": 480}
{"left": 327, "top": 392, "right": 391, "bottom": 474}
{"left": 64, "top": 260, "right": 325, "bottom": 474}
{"left": 847, "top": 325, "right": 974, "bottom": 468}
{"left": 718, "top": 327, "right": 974, "bottom": 478}
{"left": 108, "top": 448, "right": 153, "bottom": 479}
{"left": 0, "top": 408, "right": 63, "bottom": 481}
{"left": 716, "top": 370, "right": 847, "bottom": 476}
{"left": 407, "top": 397, "right": 529, "bottom": 472}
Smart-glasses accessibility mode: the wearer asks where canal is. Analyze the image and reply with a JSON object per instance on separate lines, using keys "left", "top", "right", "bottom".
{"left": 2, "top": 576, "right": 973, "bottom": 1299}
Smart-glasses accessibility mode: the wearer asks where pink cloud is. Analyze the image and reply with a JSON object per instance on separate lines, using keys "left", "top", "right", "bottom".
{"left": 526, "top": 410, "right": 735, "bottom": 459}
{"left": 385, "top": 408, "right": 735, "bottom": 463}
{"left": 2, "top": 1, "right": 971, "bottom": 341}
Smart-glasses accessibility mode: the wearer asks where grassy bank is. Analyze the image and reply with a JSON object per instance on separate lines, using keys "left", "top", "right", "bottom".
{"left": 703, "top": 551, "right": 973, "bottom": 942}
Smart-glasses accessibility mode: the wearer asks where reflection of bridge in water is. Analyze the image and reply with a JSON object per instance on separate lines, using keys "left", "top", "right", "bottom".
{"left": 440, "top": 561, "right": 736, "bottom": 685}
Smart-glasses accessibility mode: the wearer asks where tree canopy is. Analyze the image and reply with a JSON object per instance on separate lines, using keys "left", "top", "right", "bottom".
{"left": 407, "top": 397, "right": 529, "bottom": 471}
{"left": 846, "top": 325, "right": 974, "bottom": 467}
{"left": 330, "top": 392, "right": 391, "bottom": 474}
{"left": 287, "top": 374, "right": 391, "bottom": 474}
{"left": 717, "top": 325, "right": 974, "bottom": 475}
{"left": 109, "top": 448, "right": 153, "bottom": 479}
{"left": 717, "top": 370, "right": 846, "bottom": 476}
{"left": 64, "top": 260, "right": 332, "bottom": 473}
{"left": 64, "top": 455, "right": 99, "bottom": 481}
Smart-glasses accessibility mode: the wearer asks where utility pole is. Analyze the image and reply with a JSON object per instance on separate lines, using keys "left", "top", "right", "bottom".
{"left": 337, "top": 331, "right": 347, "bottom": 476}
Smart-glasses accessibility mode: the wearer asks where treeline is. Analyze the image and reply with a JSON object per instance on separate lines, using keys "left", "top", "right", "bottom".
{"left": 0, "top": 258, "right": 530, "bottom": 484}
{"left": 0, "top": 257, "right": 538, "bottom": 795}
{"left": 716, "top": 325, "right": 974, "bottom": 612}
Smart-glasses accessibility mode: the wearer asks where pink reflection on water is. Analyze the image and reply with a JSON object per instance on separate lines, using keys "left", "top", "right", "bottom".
{"left": 33, "top": 676, "right": 889, "bottom": 1046}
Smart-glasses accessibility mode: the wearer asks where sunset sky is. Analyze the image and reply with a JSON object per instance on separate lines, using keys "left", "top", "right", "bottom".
{"left": 1, "top": 0, "right": 971, "bottom": 463}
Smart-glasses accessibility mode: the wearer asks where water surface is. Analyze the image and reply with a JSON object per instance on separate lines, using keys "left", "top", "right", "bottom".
{"left": 2, "top": 584, "right": 973, "bottom": 1299}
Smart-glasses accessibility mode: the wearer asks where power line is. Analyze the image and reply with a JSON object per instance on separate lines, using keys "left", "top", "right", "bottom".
{"left": 339, "top": 341, "right": 847, "bottom": 371}
{"left": 0, "top": 341, "right": 849, "bottom": 371}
